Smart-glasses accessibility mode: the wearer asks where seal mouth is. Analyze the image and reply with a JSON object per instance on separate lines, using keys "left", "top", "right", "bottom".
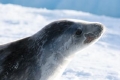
{"left": 84, "top": 33, "right": 97, "bottom": 43}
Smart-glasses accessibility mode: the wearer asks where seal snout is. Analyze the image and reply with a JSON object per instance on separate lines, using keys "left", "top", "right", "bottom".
{"left": 93, "top": 23, "right": 105, "bottom": 34}
{"left": 84, "top": 23, "right": 105, "bottom": 44}
{"left": 90, "top": 23, "right": 105, "bottom": 38}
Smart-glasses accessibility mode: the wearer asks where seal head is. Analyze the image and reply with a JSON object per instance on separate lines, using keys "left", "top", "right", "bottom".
{"left": 0, "top": 20, "right": 105, "bottom": 80}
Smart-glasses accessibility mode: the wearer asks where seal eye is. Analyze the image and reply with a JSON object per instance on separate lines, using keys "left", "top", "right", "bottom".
{"left": 75, "top": 29, "right": 82, "bottom": 35}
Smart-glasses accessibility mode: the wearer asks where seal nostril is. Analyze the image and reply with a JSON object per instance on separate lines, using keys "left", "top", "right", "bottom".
{"left": 94, "top": 23, "right": 104, "bottom": 33}
{"left": 97, "top": 25, "right": 104, "bottom": 34}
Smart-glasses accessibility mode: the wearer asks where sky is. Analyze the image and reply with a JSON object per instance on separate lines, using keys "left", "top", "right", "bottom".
{"left": 0, "top": 0, "right": 120, "bottom": 18}
{"left": 0, "top": 4, "right": 120, "bottom": 80}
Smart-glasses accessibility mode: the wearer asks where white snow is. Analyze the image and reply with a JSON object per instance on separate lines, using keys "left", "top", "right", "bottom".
{"left": 0, "top": 4, "right": 120, "bottom": 80}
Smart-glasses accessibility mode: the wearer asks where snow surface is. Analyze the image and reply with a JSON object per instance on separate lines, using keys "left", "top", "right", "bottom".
{"left": 0, "top": 4, "right": 120, "bottom": 80}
